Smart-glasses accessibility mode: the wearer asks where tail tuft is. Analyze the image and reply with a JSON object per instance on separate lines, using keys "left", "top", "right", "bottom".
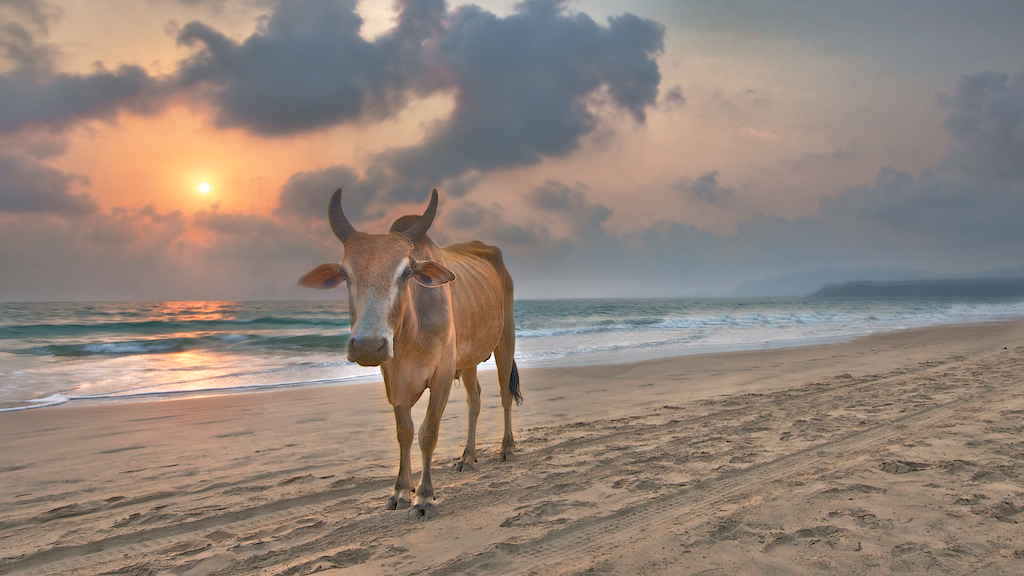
{"left": 510, "top": 361, "right": 523, "bottom": 406}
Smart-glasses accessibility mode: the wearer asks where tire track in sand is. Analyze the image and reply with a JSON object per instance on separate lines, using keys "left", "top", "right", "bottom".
{"left": 425, "top": 391, "right": 983, "bottom": 576}
{"left": 0, "top": 479, "right": 393, "bottom": 576}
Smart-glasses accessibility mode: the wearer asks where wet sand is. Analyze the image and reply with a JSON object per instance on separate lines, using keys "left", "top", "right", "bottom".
{"left": 3, "top": 319, "right": 1024, "bottom": 575}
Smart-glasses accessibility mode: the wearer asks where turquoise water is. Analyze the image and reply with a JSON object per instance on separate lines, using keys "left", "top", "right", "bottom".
{"left": 2, "top": 297, "right": 1024, "bottom": 410}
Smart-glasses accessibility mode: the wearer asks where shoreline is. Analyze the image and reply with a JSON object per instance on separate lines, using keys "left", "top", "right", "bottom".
{"left": 3, "top": 318, "right": 1024, "bottom": 574}
{"left": 3, "top": 316, "right": 1016, "bottom": 412}
{"left": 0, "top": 335, "right": 838, "bottom": 412}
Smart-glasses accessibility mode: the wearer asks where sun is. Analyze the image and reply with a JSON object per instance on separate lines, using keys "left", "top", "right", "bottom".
{"left": 198, "top": 182, "right": 211, "bottom": 193}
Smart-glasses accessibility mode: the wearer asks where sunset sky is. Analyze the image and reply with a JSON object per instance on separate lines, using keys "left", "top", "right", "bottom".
{"left": 1, "top": 0, "right": 1023, "bottom": 301}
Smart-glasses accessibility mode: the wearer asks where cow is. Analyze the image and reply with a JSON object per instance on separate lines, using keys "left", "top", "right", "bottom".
{"left": 298, "top": 188, "right": 522, "bottom": 519}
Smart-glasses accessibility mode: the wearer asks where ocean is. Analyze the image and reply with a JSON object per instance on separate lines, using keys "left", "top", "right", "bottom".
{"left": 2, "top": 297, "right": 1024, "bottom": 411}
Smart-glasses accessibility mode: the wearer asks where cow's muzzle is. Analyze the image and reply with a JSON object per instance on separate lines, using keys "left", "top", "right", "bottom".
{"left": 347, "top": 335, "right": 393, "bottom": 366}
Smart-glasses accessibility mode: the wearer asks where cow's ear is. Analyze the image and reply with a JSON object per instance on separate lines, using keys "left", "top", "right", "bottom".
{"left": 412, "top": 260, "right": 455, "bottom": 287}
{"left": 298, "top": 263, "right": 347, "bottom": 289}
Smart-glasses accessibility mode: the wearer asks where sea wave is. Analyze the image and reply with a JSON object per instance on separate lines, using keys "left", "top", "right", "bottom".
{"left": 0, "top": 315, "right": 350, "bottom": 341}
{"left": 516, "top": 311, "right": 851, "bottom": 339}
{"left": 16, "top": 333, "right": 352, "bottom": 357}
{"left": 515, "top": 331, "right": 715, "bottom": 361}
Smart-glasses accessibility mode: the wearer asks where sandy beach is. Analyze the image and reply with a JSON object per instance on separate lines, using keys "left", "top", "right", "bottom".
{"left": 3, "top": 319, "right": 1024, "bottom": 575}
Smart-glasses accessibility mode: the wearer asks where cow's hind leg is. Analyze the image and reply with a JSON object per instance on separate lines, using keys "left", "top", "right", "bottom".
{"left": 387, "top": 405, "right": 414, "bottom": 510}
{"left": 494, "top": 351, "right": 520, "bottom": 463}
{"left": 495, "top": 287, "right": 521, "bottom": 462}
{"left": 456, "top": 366, "right": 481, "bottom": 472}
{"left": 411, "top": 373, "right": 455, "bottom": 519}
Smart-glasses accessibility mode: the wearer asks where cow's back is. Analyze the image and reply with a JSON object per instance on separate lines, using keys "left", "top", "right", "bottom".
{"left": 441, "top": 241, "right": 512, "bottom": 368}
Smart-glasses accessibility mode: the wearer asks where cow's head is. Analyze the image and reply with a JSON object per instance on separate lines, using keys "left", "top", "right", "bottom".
{"left": 299, "top": 188, "right": 455, "bottom": 366}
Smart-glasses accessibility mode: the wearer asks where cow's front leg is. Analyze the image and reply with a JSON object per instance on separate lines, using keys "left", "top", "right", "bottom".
{"left": 456, "top": 366, "right": 481, "bottom": 472}
{"left": 411, "top": 376, "right": 455, "bottom": 519}
{"left": 387, "top": 405, "right": 414, "bottom": 510}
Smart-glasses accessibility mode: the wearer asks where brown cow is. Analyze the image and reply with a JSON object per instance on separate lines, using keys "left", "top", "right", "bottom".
{"left": 299, "top": 188, "right": 521, "bottom": 518}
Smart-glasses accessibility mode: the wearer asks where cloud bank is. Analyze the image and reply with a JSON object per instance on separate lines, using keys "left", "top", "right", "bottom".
{"left": 174, "top": 0, "right": 665, "bottom": 203}
{"left": 2, "top": 1, "right": 1023, "bottom": 301}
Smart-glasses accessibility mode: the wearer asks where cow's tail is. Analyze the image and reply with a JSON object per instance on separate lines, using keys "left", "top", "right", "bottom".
{"left": 510, "top": 361, "right": 523, "bottom": 406}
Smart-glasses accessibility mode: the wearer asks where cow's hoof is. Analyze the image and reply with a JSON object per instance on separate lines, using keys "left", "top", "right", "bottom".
{"left": 500, "top": 451, "right": 516, "bottom": 462}
{"left": 410, "top": 502, "right": 437, "bottom": 520}
{"left": 386, "top": 496, "right": 411, "bottom": 511}
{"left": 455, "top": 460, "right": 475, "bottom": 472}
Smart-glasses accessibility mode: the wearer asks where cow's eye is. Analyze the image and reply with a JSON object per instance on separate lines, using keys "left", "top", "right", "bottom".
{"left": 401, "top": 266, "right": 412, "bottom": 279}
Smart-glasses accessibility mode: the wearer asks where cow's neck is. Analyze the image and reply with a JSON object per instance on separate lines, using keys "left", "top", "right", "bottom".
{"left": 391, "top": 237, "right": 454, "bottom": 355}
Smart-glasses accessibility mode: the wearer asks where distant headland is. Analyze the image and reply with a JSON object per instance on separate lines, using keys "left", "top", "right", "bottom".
{"left": 810, "top": 278, "right": 1024, "bottom": 298}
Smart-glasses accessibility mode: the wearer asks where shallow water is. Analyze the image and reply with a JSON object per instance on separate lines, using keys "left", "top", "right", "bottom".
{"left": 2, "top": 297, "right": 1023, "bottom": 410}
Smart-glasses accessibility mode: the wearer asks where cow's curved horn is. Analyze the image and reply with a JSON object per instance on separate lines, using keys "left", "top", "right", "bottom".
{"left": 401, "top": 189, "right": 438, "bottom": 242}
{"left": 328, "top": 188, "right": 359, "bottom": 242}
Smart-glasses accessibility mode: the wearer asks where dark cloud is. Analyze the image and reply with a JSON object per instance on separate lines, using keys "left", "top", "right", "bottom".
{"left": 444, "top": 200, "right": 490, "bottom": 231}
{"left": 940, "top": 69, "right": 1024, "bottom": 179}
{"left": 381, "top": 1, "right": 664, "bottom": 193}
{"left": 0, "top": 1, "right": 163, "bottom": 135}
{"left": 276, "top": 165, "right": 362, "bottom": 220}
{"left": 1, "top": 0, "right": 61, "bottom": 74}
{"left": 0, "top": 149, "right": 96, "bottom": 215}
{"left": 529, "top": 180, "right": 612, "bottom": 236}
{"left": 663, "top": 84, "right": 685, "bottom": 107}
{"left": 673, "top": 170, "right": 735, "bottom": 204}
{"left": 175, "top": 0, "right": 446, "bottom": 136}
{"left": 823, "top": 166, "right": 1024, "bottom": 244}
{"left": 442, "top": 173, "right": 480, "bottom": 199}
{"left": 1, "top": 19, "right": 56, "bottom": 71}
{"left": 489, "top": 221, "right": 552, "bottom": 248}
{"left": 0, "top": 64, "right": 161, "bottom": 134}
{"left": 437, "top": 198, "right": 549, "bottom": 249}
{"left": 274, "top": 162, "right": 396, "bottom": 224}
{"left": 0, "top": 0, "right": 60, "bottom": 34}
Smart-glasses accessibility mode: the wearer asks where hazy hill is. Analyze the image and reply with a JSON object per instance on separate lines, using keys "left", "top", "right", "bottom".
{"left": 730, "top": 267, "right": 938, "bottom": 297}
{"left": 810, "top": 278, "right": 1024, "bottom": 298}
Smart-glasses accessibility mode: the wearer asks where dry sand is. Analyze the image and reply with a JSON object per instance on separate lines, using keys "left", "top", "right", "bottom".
{"left": 3, "top": 320, "right": 1024, "bottom": 575}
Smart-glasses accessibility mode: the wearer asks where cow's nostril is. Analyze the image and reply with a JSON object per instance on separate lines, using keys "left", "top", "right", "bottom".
{"left": 348, "top": 336, "right": 392, "bottom": 365}
{"left": 350, "top": 336, "right": 375, "bottom": 351}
